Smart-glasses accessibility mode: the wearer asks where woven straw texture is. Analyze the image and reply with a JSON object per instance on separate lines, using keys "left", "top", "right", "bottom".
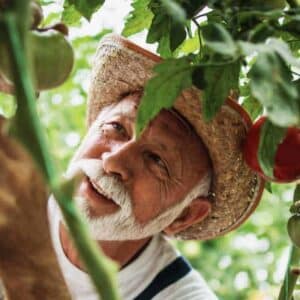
{"left": 87, "top": 34, "right": 264, "bottom": 240}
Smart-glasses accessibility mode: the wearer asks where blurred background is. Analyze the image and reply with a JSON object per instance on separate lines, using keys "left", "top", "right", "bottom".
{"left": 0, "top": 1, "right": 297, "bottom": 299}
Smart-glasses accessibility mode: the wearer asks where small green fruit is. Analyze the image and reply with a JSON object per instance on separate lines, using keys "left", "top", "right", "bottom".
{"left": 288, "top": 215, "right": 300, "bottom": 248}
{"left": 0, "top": 29, "right": 74, "bottom": 91}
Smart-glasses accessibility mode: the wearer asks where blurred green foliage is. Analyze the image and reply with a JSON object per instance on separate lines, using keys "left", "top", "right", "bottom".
{"left": 0, "top": 5, "right": 297, "bottom": 300}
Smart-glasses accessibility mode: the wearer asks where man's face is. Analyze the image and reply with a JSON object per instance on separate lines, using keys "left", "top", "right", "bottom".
{"left": 67, "top": 93, "right": 211, "bottom": 240}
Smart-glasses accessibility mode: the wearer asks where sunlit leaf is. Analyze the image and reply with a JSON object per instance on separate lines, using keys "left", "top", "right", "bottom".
{"left": 122, "top": 0, "right": 153, "bottom": 37}
{"left": 136, "top": 57, "right": 193, "bottom": 136}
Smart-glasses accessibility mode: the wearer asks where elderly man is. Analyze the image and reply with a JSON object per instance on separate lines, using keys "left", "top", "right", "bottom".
{"left": 0, "top": 34, "right": 264, "bottom": 299}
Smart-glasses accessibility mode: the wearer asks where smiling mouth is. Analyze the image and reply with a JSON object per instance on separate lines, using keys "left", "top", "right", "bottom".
{"left": 81, "top": 176, "right": 119, "bottom": 207}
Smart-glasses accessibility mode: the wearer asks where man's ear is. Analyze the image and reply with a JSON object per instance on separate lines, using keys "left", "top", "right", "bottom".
{"left": 164, "top": 198, "right": 211, "bottom": 236}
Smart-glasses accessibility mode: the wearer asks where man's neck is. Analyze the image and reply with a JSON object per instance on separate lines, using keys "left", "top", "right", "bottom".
{"left": 59, "top": 222, "right": 152, "bottom": 270}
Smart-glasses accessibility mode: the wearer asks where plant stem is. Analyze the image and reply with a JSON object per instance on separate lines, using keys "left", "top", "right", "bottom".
{"left": 191, "top": 18, "right": 203, "bottom": 58}
{"left": 278, "top": 185, "right": 300, "bottom": 300}
{"left": 2, "top": 11, "right": 120, "bottom": 300}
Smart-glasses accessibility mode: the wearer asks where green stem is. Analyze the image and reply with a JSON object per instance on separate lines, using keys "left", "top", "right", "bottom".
{"left": 191, "top": 18, "right": 203, "bottom": 58}
{"left": 2, "top": 11, "right": 120, "bottom": 300}
{"left": 278, "top": 185, "right": 300, "bottom": 300}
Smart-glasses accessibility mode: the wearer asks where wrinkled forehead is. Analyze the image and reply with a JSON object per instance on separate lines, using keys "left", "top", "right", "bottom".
{"left": 96, "top": 92, "right": 194, "bottom": 140}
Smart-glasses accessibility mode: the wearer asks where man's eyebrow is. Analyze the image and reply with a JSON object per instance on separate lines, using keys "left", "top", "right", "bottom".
{"left": 112, "top": 112, "right": 136, "bottom": 122}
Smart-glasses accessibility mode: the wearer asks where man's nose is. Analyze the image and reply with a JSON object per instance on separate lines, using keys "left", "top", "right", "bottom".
{"left": 102, "top": 143, "right": 135, "bottom": 181}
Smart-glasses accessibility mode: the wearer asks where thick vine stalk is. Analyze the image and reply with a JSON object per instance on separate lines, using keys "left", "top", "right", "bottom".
{"left": 0, "top": 5, "right": 120, "bottom": 300}
{"left": 278, "top": 185, "right": 300, "bottom": 300}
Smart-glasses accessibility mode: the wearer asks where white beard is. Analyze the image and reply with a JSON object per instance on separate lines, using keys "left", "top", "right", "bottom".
{"left": 65, "top": 158, "right": 211, "bottom": 241}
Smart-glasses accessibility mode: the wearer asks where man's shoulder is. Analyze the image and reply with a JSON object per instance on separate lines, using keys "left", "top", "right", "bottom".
{"left": 129, "top": 235, "right": 218, "bottom": 300}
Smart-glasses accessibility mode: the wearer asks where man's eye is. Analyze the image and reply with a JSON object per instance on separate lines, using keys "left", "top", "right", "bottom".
{"left": 147, "top": 152, "right": 167, "bottom": 169}
{"left": 111, "top": 122, "right": 126, "bottom": 134}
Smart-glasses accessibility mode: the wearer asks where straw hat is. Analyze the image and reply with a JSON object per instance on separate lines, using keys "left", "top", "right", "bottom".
{"left": 87, "top": 34, "right": 265, "bottom": 240}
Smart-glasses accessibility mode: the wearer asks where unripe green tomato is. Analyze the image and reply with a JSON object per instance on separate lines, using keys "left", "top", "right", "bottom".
{"left": 287, "top": 215, "right": 300, "bottom": 248}
{"left": 0, "top": 29, "right": 74, "bottom": 91}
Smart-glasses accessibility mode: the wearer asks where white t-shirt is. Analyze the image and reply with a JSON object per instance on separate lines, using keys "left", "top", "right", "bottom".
{"left": 48, "top": 196, "right": 218, "bottom": 300}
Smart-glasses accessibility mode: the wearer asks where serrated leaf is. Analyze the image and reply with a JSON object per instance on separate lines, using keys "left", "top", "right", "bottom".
{"left": 122, "top": 0, "right": 153, "bottom": 37}
{"left": 202, "top": 23, "right": 238, "bottom": 57}
{"left": 67, "top": 0, "right": 105, "bottom": 20}
{"left": 202, "top": 61, "right": 240, "bottom": 121}
{"left": 249, "top": 52, "right": 300, "bottom": 127}
{"left": 161, "top": 0, "right": 186, "bottom": 24}
{"left": 258, "top": 119, "right": 287, "bottom": 178}
{"left": 136, "top": 57, "right": 193, "bottom": 136}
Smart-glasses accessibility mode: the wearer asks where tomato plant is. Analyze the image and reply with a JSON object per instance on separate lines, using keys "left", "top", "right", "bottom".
{"left": 0, "top": 0, "right": 300, "bottom": 299}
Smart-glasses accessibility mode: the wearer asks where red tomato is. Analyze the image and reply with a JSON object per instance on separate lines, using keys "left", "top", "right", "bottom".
{"left": 243, "top": 116, "right": 300, "bottom": 183}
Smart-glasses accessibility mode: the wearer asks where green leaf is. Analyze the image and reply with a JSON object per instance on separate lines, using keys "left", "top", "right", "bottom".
{"left": 136, "top": 57, "right": 193, "bottom": 136}
{"left": 280, "top": 18, "right": 300, "bottom": 38}
{"left": 258, "top": 119, "right": 287, "bottom": 178}
{"left": 294, "top": 185, "right": 300, "bottom": 202}
{"left": 265, "top": 181, "right": 272, "bottom": 194}
{"left": 176, "top": 28, "right": 199, "bottom": 55}
{"left": 241, "top": 95, "right": 263, "bottom": 121}
{"left": 66, "top": 0, "right": 105, "bottom": 20}
{"left": 161, "top": 0, "right": 186, "bottom": 24}
{"left": 170, "top": 22, "right": 186, "bottom": 51}
{"left": 192, "top": 66, "right": 206, "bottom": 89}
{"left": 146, "top": 12, "right": 169, "bottom": 43}
{"left": 146, "top": 12, "right": 173, "bottom": 57}
{"left": 180, "top": 0, "right": 206, "bottom": 18}
{"left": 267, "top": 38, "right": 300, "bottom": 69}
{"left": 249, "top": 51, "right": 300, "bottom": 127}
{"left": 122, "top": 0, "right": 153, "bottom": 37}
{"left": 62, "top": 4, "right": 82, "bottom": 26}
{"left": 157, "top": 32, "right": 173, "bottom": 57}
{"left": 202, "top": 23, "right": 238, "bottom": 57}
{"left": 202, "top": 61, "right": 240, "bottom": 121}
{"left": 248, "top": 22, "right": 275, "bottom": 43}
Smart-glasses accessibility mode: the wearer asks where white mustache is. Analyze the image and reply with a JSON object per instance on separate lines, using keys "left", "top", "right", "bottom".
{"left": 65, "top": 158, "right": 131, "bottom": 207}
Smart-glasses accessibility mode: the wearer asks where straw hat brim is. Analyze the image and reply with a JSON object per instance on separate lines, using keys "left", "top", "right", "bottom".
{"left": 87, "top": 34, "right": 265, "bottom": 240}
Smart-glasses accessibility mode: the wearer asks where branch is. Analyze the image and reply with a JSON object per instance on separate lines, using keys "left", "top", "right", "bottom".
{"left": 1, "top": 9, "right": 120, "bottom": 300}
